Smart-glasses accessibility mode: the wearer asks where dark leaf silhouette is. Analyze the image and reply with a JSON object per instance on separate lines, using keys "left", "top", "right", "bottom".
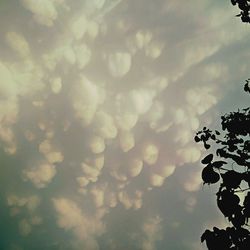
{"left": 231, "top": 210, "right": 245, "bottom": 228}
{"left": 194, "top": 135, "right": 200, "bottom": 142}
{"left": 244, "top": 81, "right": 250, "bottom": 93}
{"left": 202, "top": 166, "right": 220, "bottom": 184}
{"left": 243, "top": 172, "right": 250, "bottom": 185}
{"left": 217, "top": 189, "right": 240, "bottom": 217}
{"left": 212, "top": 161, "right": 227, "bottom": 169}
{"left": 243, "top": 192, "right": 250, "bottom": 219}
{"left": 201, "top": 228, "right": 232, "bottom": 249}
{"left": 231, "top": 0, "right": 237, "bottom": 6}
{"left": 215, "top": 130, "right": 220, "bottom": 135}
{"left": 222, "top": 171, "right": 242, "bottom": 189}
{"left": 201, "top": 154, "right": 214, "bottom": 164}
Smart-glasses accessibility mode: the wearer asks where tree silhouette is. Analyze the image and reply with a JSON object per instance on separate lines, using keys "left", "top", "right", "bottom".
{"left": 194, "top": 2, "right": 250, "bottom": 249}
{"left": 231, "top": 0, "right": 250, "bottom": 23}
{"left": 195, "top": 84, "right": 250, "bottom": 250}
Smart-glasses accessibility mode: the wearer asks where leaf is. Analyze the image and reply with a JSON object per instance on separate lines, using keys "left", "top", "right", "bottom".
{"left": 231, "top": 210, "right": 245, "bottom": 228}
{"left": 217, "top": 190, "right": 240, "bottom": 217}
{"left": 231, "top": 0, "right": 237, "bottom": 6}
{"left": 201, "top": 230, "right": 212, "bottom": 242}
{"left": 222, "top": 171, "right": 243, "bottom": 189}
{"left": 215, "top": 130, "right": 220, "bottom": 135}
{"left": 243, "top": 172, "right": 250, "bottom": 185}
{"left": 212, "top": 161, "right": 227, "bottom": 169}
{"left": 216, "top": 148, "right": 227, "bottom": 158}
{"left": 202, "top": 166, "right": 220, "bottom": 184}
{"left": 194, "top": 136, "right": 200, "bottom": 142}
{"left": 201, "top": 154, "right": 213, "bottom": 164}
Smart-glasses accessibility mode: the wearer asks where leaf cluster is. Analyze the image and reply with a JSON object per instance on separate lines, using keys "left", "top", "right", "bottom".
{"left": 231, "top": 0, "right": 250, "bottom": 23}
{"left": 195, "top": 85, "right": 250, "bottom": 249}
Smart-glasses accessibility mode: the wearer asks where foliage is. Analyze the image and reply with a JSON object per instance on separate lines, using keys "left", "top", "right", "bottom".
{"left": 195, "top": 84, "right": 250, "bottom": 250}
{"left": 230, "top": 0, "right": 250, "bottom": 23}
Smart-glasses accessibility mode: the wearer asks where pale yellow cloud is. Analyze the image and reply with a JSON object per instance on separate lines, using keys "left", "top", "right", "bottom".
{"left": 141, "top": 142, "right": 159, "bottom": 165}
{"left": 20, "top": 0, "right": 58, "bottom": 26}
{"left": 52, "top": 198, "right": 105, "bottom": 249}
{"left": 50, "top": 77, "right": 62, "bottom": 94}
{"left": 19, "top": 219, "right": 32, "bottom": 236}
{"left": 128, "top": 158, "right": 143, "bottom": 177}
{"left": 70, "top": 75, "right": 101, "bottom": 126}
{"left": 119, "top": 130, "right": 135, "bottom": 152}
{"left": 70, "top": 14, "right": 88, "bottom": 40}
{"left": 22, "top": 163, "right": 56, "bottom": 188}
{"left": 142, "top": 216, "right": 163, "bottom": 250}
{"left": 107, "top": 52, "right": 132, "bottom": 78}
{"left": 183, "top": 169, "right": 203, "bottom": 192}
{"left": 5, "top": 32, "right": 30, "bottom": 58}
{"left": 93, "top": 111, "right": 117, "bottom": 139}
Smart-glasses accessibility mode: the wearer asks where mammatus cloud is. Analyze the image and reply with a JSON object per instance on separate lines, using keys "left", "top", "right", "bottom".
{"left": 20, "top": 0, "right": 59, "bottom": 27}
{"left": 22, "top": 163, "right": 57, "bottom": 188}
{"left": 0, "top": 0, "right": 249, "bottom": 249}
{"left": 52, "top": 198, "right": 106, "bottom": 249}
{"left": 107, "top": 52, "right": 132, "bottom": 78}
{"left": 6, "top": 194, "right": 42, "bottom": 237}
{"left": 141, "top": 216, "right": 163, "bottom": 250}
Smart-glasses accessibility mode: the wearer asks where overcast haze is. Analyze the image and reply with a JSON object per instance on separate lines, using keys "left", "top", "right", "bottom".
{"left": 0, "top": 0, "right": 249, "bottom": 249}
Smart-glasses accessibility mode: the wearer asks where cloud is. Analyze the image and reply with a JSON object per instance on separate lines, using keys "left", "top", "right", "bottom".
{"left": 183, "top": 169, "right": 203, "bottom": 192}
{"left": 116, "top": 88, "right": 156, "bottom": 116}
{"left": 149, "top": 174, "right": 165, "bottom": 187}
{"left": 5, "top": 32, "right": 30, "bottom": 58}
{"left": 90, "top": 186, "right": 105, "bottom": 207}
{"left": 115, "top": 112, "right": 138, "bottom": 131}
{"left": 7, "top": 194, "right": 40, "bottom": 211}
{"left": 141, "top": 216, "right": 163, "bottom": 250}
{"left": 127, "top": 30, "right": 152, "bottom": 54}
{"left": 22, "top": 163, "right": 56, "bottom": 188}
{"left": 119, "top": 130, "right": 135, "bottom": 152}
{"left": 70, "top": 15, "right": 88, "bottom": 40}
{"left": 70, "top": 75, "right": 102, "bottom": 126}
{"left": 117, "top": 190, "right": 143, "bottom": 210}
{"left": 50, "top": 77, "right": 62, "bottom": 94}
{"left": 74, "top": 44, "right": 92, "bottom": 69}
{"left": 19, "top": 219, "right": 32, "bottom": 236}
{"left": 176, "top": 146, "right": 201, "bottom": 165}
{"left": 20, "top": 0, "right": 59, "bottom": 26}
{"left": 39, "top": 140, "right": 64, "bottom": 164}
{"left": 107, "top": 52, "right": 132, "bottom": 78}
{"left": 81, "top": 162, "right": 101, "bottom": 183}
{"left": 93, "top": 111, "right": 117, "bottom": 139}
{"left": 6, "top": 194, "right": 42, "bottom": 237}
{"left": 141, "top": 142, "right": 159, "bottom": 165}
{"left": 52, "top": 198, "right": 105, "bottom": 249}
{"left": 145, "top": 40, "right": 164, "bottom": 59}
{"left": 128, "top": 158, "right": 143, "bottom": 177}
{"left": 88, "top": 136, "right": 106, "bottom": 154}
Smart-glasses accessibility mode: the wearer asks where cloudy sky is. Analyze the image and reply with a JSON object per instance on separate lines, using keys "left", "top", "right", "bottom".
{"left": 0, "top": 0, "right": 250, "bottom": 249}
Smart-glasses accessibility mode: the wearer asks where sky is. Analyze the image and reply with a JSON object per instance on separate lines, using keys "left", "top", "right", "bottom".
{"left": 0, "top": 0, "right": 250, "bottom": 250}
